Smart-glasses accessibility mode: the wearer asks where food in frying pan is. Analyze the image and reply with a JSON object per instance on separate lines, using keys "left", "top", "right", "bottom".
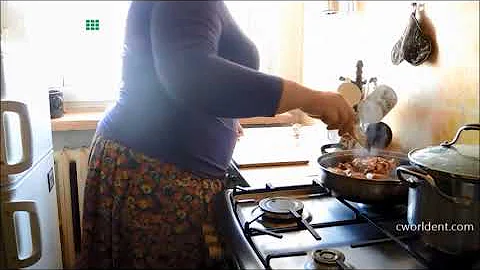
{"left": 328, "top": 156, "right": 399, "bottom": 180}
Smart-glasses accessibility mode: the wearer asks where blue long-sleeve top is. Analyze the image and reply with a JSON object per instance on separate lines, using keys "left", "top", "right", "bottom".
{"left": 98, "top": 1, "right": 283, "bottom": 178}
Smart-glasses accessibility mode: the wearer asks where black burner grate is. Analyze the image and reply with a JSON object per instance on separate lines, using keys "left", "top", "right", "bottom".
{"left": 229, "top": 180, "right": 479, "bottom": 270}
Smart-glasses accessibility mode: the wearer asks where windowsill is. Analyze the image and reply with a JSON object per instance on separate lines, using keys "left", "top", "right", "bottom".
{"left": 51, "top": 111, "right": 104, "bottom": 131}
{"left": 51, "top": 112, "right": 296, "bottom": 132}
{"left": 50, "top": 106, "right": 308, "bottom": 132}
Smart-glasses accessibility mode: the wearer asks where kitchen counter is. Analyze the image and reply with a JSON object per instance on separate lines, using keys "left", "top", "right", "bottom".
{"left": 233, "top": 124, "right": 339, "bottom": 188}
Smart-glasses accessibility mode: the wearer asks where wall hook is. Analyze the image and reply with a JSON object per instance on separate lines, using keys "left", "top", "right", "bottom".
{"left": 412, "top": 2, "right": 425, "bottom": 15}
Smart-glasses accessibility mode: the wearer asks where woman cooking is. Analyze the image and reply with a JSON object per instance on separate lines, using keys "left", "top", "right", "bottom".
{"left": 77, "top": 1, "right": 355, "bottom": 269}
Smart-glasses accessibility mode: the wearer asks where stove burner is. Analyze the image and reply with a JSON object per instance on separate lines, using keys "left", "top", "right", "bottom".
{"left": 259, "top": 197, "right": 304, "bottom": 217}
{"left": 255, "top": 197, "right": 322, "bottom": 240}
{"left": 251, "top": 206, "right": 312, "bottom": 228}
{"left": 313, "top": 249, "right": 345, "bottom": 265}
{"left": 305, "top": 249, "right": 351, "bottom": 270}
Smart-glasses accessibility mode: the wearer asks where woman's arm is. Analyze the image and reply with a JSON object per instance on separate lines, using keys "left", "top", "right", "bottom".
{"left": 150, "top": 1, "right": 283, "bottom": 118}
{"left": 150, "top": 2, "right": 354, "bottom": 135}
{"left": 277, "top": 80, "right": 355, "bottom": 136}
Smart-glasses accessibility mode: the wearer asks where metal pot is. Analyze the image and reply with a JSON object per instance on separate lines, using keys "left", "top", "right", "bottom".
{"left": 396, "top": 123, "right": 480, "bottom": 255}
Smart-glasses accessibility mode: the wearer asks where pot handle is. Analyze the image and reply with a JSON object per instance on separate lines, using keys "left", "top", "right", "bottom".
{"left": 321, "top": 143, "right": 346, "bottom": 154}
{"left": 396, "top": 165, "right": 475, "bottom": 206}
{"left": 441, "top": 123, "right": 480, "bottom": 147}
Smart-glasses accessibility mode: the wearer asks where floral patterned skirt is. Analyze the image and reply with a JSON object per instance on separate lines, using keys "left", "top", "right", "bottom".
{"left": 76, "top": 136, "right": 228, "bottom": 269}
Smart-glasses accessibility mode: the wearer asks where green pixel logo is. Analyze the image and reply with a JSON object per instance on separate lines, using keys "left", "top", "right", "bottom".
{"left": 85, "top": 19, "right": 100, "bottom": 31}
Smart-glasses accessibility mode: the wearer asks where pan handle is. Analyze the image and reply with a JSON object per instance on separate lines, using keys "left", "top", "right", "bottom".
{"left": 396, "top": 165, "right": 435, "bottom": 188}
{"left": 396, "top": 165, "right": 474, "bottom": 206}
{"left": 321, "top": 143, "right": 346, "bottom": 154}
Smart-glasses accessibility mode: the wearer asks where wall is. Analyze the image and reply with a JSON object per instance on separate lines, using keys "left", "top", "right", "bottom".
{"left": 52, "top": 130, "right": 95, "bottom": 152}
{"left": 303, "top": 1, "right": 479, "bottom": 152}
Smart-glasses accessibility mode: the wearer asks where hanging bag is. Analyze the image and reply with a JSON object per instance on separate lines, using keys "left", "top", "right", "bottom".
{"left": 391, "top": 3, "right": 432, "bottom": 66}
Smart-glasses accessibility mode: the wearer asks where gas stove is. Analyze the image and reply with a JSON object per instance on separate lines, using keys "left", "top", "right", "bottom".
{"left": 214, "top": 177, "right": 480, "bottom": 270}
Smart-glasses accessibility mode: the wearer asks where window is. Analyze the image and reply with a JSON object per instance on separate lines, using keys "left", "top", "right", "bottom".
{"left": 302, "top": 1, "right": 359, "bottom": 92}
{"left": 1, "top": 1, "right": 130, "bottom": 103}
{"left": 226, "top": 1, "right": 305, "bottom": 82}
{"left": 226, "top": 1, "right": 306, "bottom": 125}
{"left": 3, "top": 1, "right": 309, "bottom": 125}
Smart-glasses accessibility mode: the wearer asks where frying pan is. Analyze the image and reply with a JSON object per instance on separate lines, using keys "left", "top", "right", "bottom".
{"left": 317, "top": 144, "right": 410, "bottom": 205}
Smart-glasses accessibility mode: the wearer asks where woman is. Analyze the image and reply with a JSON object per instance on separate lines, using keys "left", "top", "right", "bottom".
{"left": 78, "top": 1, "right": 355, "bottom": 269}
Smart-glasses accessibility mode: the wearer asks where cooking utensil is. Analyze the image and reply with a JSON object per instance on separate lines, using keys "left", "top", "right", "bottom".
{"left": 335, "top": 122, "right": 393, "bottom": 151}
{"left": 354, "top": 60, "right": 366, "bottom": 99}
{"left": 365, "top": 122, "right": 393, "bottom": 149}
{"left": 335, "top": 89, "right": 368, "bottom": 150}
{"left": 396, "top": 123, "right": 480, "bottom": 254}
{"left": 352, "top": 122, "right": 369, "bottom": 149}
{"left": 356, "top": 84, "right": 398, "bottom": 124}
{"left": 337, "top": 81, "right": 396, "bottom": 149}
{"left": 337, "top": 81, "right": 362, "bottom": 107}
{"left": 317, "top": 146, "right": 410, "bottom": 205}
{"left": 365, "top": 77, "right": 378, "bottom": 99}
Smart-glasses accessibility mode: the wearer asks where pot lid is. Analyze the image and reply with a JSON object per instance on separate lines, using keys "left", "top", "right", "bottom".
{"left": 409, "top": 144, "right": 479, "bottom": 179}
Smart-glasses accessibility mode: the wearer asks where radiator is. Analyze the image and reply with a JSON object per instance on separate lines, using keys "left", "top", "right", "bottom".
{"left": 54, "top": 147, "right": 90, "bottom": 269}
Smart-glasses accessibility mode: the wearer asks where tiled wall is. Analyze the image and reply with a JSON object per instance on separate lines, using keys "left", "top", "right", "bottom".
{"left": 303, "top": 1, "right": 479, "bottom": 152}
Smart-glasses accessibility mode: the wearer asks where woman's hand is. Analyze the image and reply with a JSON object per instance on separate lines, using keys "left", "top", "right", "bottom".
{"left": 276, "top": 80, "right": 355, "bottom": 137}
{"left": 302, "top": 91, "right": 355, "bottom": 136}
